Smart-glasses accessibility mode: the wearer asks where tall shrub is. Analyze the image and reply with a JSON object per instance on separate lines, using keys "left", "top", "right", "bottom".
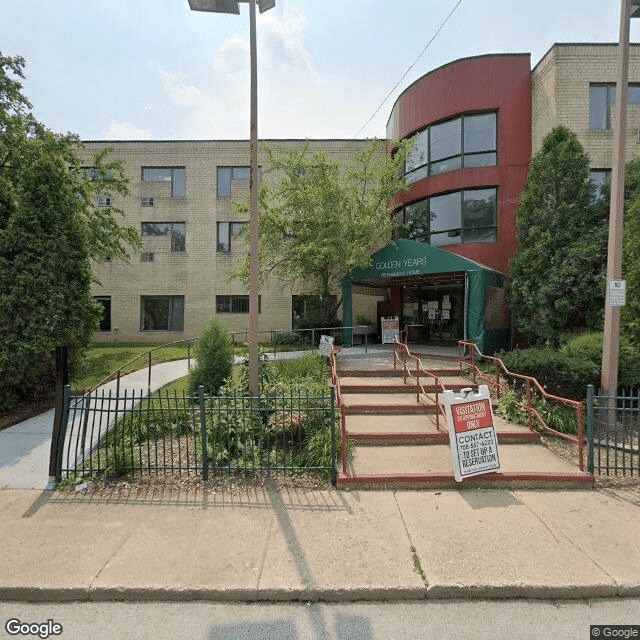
{"left": 189, "top": 315, "right": 234, "bottom": 395}
{"left": 508, "top": 125, "right": 607, "bottom": 344}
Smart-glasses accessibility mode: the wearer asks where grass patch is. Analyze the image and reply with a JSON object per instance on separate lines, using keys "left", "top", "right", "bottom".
{"left": 72, "top": 342, "right": 193, "bottom": 391}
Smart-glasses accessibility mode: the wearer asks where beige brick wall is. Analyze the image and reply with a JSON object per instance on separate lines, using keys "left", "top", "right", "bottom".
{"left": 532, "top": 43, "right": 640, "bottom": 166}
{"left": 80, "top": 139, "right": 377, "bottom": 343}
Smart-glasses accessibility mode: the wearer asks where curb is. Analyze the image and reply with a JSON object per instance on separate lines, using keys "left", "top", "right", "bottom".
{"left": 1, "top": 582, "right": 638, "bottom": 603}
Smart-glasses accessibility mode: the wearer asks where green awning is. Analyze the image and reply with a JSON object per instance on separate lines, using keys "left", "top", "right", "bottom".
{"left": 351, "top": 239, "right": 500, "bottom": 284}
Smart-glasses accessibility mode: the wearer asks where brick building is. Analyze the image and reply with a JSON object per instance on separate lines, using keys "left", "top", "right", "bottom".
{"left": 84, "top": 43, "right": 640, "bottom": 349}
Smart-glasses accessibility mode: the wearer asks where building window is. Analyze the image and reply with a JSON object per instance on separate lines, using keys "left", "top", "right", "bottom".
{"left": 404, "top": 112, "right": 497, "bottom": 183}
{"left": 140, "top": 252, "right": 154, "bottom": 262}
{"left": 141, "top": 222, "right": 186, "bottom": 253}
{"left": 398, "top": 187, "right": 497, "bottom": 246}
{"left": 140, "top": 296, "right": 184, "bottom": 331}
{"left": 217, "top": 221, "right": 247, "bottom": 252}
{"left": 292, "top": 294, "right": 336, "bottom": 328}
{"left": 217, "top": 166, "right": 260, "bottom": 197}
{"left": 141, "top": 167, "right": 186, "bottom": 197}
{"left": 94, "top": 296, "right": 111, "bottom": 332}
{"left": 141, "top": 196, "right": 154, "bottom": 206}
{"left": 590, "top": 169, "right": 611, "bottom": 202}
{"left": 589, "top": 83, "right": 640, "bottom": 130}
{"left": 216, "top": 295, "right": 261, "bottom": 314}
{"left": 97, "top": 196, "right": 111, "bottom": 207}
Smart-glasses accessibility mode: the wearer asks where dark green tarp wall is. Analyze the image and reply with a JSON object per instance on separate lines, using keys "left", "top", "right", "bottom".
{"left": 344, "top": 239, "right": 509, "bottom": 354}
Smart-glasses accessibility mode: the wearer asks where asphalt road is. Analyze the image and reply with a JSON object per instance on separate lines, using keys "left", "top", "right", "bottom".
{"left": 0, "top": 599, "right": 637, "bottom": 640}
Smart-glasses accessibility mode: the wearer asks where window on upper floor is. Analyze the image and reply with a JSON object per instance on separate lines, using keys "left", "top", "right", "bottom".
{"left": 141, "top": 222, "right": 186, "bottom": 253}
{"left": 404, "top": 112, "right": 497, "bottom": 183}
{"left": 589, "top": 83, "right": 640, "bottom": 130}
{"left": 217, "top": 221, "right": 247, "bottom": 252}
{"left": 141, "top": 196, "right": 154, "bottom": 206}
{"left": 141, "top": 167, "right": 186, "bottom": 197}
{"left": 140, "top": 296, "right": 184, "bottom": 331}
{"left": 217, "top": 166, "right": 261, "bottom": 197}
{"left": 97, "top": 196, "right": 111, "bottom": 207}
{"left": 216, "top": 295, "right": 261, "bottom": 314}
{"left": 397, "top": 187, "right": 497, "bottom": 247}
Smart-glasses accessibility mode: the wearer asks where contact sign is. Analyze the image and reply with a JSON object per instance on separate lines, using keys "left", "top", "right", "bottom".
{"left": 444, "top": 385, "right": 501, "bottom": 482}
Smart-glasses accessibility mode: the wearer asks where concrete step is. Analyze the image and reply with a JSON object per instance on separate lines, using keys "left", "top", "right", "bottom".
{"left": 338, "top": 368, "right": 461, "bottom": 378}
{"left": 339, "top": 442, "right": 594, "bottom": 489}
{"left": 339, "top": 375, "right": 473, "bottom": 394}
{"left": 344, "top": 413, "right": 540, "bottom": 445}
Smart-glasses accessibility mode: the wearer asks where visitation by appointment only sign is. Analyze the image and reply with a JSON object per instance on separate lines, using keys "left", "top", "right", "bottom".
{"left": 444, "top": 385, "right": 501, "bottom": 481}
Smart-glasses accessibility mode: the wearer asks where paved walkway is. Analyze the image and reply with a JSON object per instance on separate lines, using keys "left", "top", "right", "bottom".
{"left": 0, "top": 351, "right": 307, "bottom": 491}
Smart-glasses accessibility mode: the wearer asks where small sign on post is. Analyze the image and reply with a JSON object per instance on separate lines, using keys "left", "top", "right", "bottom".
{"left": 319, "top": 334, "right": 334, "bottom": 357}
{"left": 444, "top": 385, "right": 501, "bottom": 482}
{"left": 608, "top": 280, "right": 626, "bottom": 307}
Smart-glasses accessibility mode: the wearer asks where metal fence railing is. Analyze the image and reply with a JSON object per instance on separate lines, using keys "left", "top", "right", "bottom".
{"left": 586, "top": 385, "right": 640, "bottom": 477}
{"left": 54, "top": 385, "right": 337, "bottom": 484}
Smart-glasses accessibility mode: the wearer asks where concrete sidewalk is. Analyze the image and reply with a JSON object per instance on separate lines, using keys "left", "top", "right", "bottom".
{"left": 0, "top": 484, "right": 638, "bottom": 602}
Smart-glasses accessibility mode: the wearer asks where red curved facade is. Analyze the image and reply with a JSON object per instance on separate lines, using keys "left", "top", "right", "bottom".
{"left": 387, "top": 54, "right": 532, "bottom": 275}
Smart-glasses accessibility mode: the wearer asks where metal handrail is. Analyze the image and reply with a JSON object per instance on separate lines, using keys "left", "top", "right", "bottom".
{"left": 458, "top": 340, "right": 585, "bottom": 471}
{"left": 328, "top": 346, "right": 348, "bottom": 475}
{"left": 88, "top": 338, "right": 196, "bottom": 394}
{"left": 392, "top": 338, "right": 448, "bottom": 432}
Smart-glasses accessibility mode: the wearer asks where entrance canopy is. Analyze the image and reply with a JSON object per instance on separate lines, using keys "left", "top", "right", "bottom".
{"left": 343, "top": 239, "right": 509, "bottom": 354}
{"left": 350, "top": 239, "right": 498, "bottom": 284}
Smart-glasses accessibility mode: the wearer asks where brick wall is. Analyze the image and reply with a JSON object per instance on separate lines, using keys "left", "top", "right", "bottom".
{"left": 81, "top": 139, "right": 374, "bottom": 343}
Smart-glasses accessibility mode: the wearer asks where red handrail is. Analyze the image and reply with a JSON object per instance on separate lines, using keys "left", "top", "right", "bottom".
{"left": 392, "top": 338, "right": 448, "bottom": 432}
{"left": 458, "top": 340, "right": 585, "bottom": 471}
{"left": 328, "top": 346, "right": 348, "bottom": 475}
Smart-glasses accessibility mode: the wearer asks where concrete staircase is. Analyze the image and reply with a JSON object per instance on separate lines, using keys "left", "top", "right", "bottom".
{"left": 335, "top": 347, "right": 595, "bottom": 489}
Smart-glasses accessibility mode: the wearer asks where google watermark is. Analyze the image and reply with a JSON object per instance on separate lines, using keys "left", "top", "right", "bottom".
{"left": 591, "top": 626, "right": 640, "bottom": 639}
{"left": 5, "top": 619, "right": 63, "bottom": 638}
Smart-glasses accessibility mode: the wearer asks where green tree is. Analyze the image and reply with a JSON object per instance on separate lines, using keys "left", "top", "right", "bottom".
{"left": 0, "top": 53, "right": 140, "bottom": 408}
{"left": 188, "top": 315, "right": 234, "bottom": 395}
{"left": 230, "top": 139, "right": 413, "bottom": 324}
{"left": 508, "top": 125, "right": 607, "bottom": 344}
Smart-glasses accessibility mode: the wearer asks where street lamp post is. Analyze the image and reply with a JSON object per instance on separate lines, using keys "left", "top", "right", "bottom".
{"left": 188, "top": 0, "right": 274, "bottom": 397}
{"left": 601, "top": 0, "right": 640, "bottom": 401}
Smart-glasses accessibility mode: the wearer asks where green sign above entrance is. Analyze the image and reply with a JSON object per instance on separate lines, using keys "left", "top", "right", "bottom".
{"left": 351, "top": 239, "right": 492, "bottom": 283}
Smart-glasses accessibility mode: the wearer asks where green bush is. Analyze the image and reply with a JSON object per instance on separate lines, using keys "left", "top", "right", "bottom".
{"left": 562, "top": 331, "right": 640, "bottom": 388}
{"left": 497, "top": 389, "right": 579, "bottom": 435}
{"left": 497, "top": 345, "right": 599, "bottom": 399}
{"left": 189, "top": 315, "right": 234, "bottom": 395}
{"left": 271, "top": 331, "right": 309, "bottom": 347}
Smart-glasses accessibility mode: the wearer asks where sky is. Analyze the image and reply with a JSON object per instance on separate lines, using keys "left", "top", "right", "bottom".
{"left": 1, "top": 0, "right": 639, "bottom": 141}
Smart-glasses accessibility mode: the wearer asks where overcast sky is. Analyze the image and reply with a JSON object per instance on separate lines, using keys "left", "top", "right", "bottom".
{"left": 1, "top": 0, "right": 639, "bottom": 141}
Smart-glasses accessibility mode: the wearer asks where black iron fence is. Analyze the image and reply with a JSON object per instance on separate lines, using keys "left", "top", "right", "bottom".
{"left": 586, "top": 384, "right": 640, "bottom": 477}
{"left": 53, "top": 385, "right": 337, "bottom": 485}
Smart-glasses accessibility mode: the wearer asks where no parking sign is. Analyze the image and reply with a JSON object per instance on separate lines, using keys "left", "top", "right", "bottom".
{"left": 443, "top": 385, "right": 501, "bottom": 481}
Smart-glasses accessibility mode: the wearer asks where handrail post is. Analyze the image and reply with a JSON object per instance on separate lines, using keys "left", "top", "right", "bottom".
{"left": 577, "top": 400, "right": 585, "bottom": 472}
{"left": 495, "top": 359, "right": 501, "bottom": 399}
{"left": 434, "top": 375, "right": 440, "bottom": 429}
{"left": 586, "top": 384, "right": 594, "bottom": 474}
{"left": 526, "top": 379, "right": 533, "bottom": 431}
{"left": 471, "top": 347, "right": 476, "bottom": 384}
{"left": 330, "top": 386, "right": 337, "bottom": 486}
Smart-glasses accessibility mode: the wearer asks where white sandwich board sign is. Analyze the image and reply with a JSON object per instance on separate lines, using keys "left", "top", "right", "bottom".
{"left": 319, "top": 335, "right": 334, "bottom": 357}
{"left": 443, "top": 385, "right": 501, "bottom": 482}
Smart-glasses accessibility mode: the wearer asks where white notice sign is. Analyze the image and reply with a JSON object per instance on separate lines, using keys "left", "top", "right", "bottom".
{"left": 444, "top": 385, "right": 501, "bottom": 482}
{"left": 608, "top": 280, "right": 626, "bottom": 307}
{"left": 319, "top": 335, "right": 334, "bottom": 357}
